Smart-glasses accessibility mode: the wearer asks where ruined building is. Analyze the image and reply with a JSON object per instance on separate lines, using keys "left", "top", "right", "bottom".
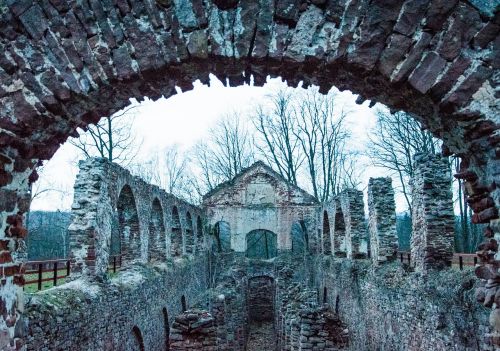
{"left": 0, "top": 0, "right": 498, "bottom": 350}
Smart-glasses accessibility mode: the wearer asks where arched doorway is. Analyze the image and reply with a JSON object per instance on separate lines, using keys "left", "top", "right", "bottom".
{"left": 117, "top": 185, "right": 141, "bottom": 263}
{"left": 334, "top": 200, "right": 347, "bottom": 257}
{"left": 196, "top": 216, "right": 203, "bottom": 252}
{"left": 149, "top": 198, "right": 166, "bottom": 262}
{"left": 246, "top": 276, "right": 277, "bottom": 350}
{"left": 185, "top": 211, "right": 194, "bottom": 254}
{"left": 323, "top": 211, "right": 332, "bottom": 255}
{"left": 246, "top": 230, "right": 277, "bottom": 259}
{"left": 127, "top": 326, "right": 145, "bottom": 351}
{"left": 212, "top": 221, "right": 231, "bottom": 252}
{"left": 291, "top": 220, "right": 309, "bottom": 254}
{"left": 163, "top": 307, "right": 170, "bottom": 351}
{"left": 171, "top": 206, "right": 182, "bottom": 257}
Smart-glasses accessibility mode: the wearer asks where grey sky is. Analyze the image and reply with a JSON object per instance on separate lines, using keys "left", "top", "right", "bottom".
{"left": 30, "top": 76, "right": 406, "bottom": 212}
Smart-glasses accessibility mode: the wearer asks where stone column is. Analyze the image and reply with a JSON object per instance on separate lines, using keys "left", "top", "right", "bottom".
{"left": 0, "top": 162, "right": 32, "bottom": 351}
{"left": 68, "top": 158, "right": 112, "bottom": 281}
{"left": 410, "top": 154, "right": 454, "bottom": 271}
{"left": 332, "top": 198, "right": 346, "bottom": 257}
{"left": 340, "top": 189, "right": 368, "bottom": 259}
{"left": 368, "top": 177, "right": 398, "bottom": 264}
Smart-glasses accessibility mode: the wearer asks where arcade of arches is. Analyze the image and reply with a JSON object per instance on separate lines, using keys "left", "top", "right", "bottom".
{"left": 0, "top": 0, "right": 498, "bottom": 350}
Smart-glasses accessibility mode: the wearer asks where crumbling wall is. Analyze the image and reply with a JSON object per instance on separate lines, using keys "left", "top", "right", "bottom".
{"left": 69, "top": 158, "right": 204, "bottom": 280}
{"left": 315, "top": 257, "right": 489, "bottom": 351}
{"left": 25, "top": 257, "right": 208, "bottom": 351}
{"left": 170, "top": 310, "right": 217, "bottom": 351}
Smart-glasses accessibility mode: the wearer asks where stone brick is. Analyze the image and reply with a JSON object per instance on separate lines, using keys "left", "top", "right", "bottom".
{"left": 408, "top": 51, "right": 447, "bottom": 93}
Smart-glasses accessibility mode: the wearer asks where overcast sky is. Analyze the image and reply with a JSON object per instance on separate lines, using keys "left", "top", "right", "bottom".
{"left": 31, "top": 75, "right": 405, "bottom": 212}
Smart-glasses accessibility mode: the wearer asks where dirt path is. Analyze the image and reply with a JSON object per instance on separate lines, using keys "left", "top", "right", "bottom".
{"left": 246, "top": 321, "right": 277, "bottom": 351}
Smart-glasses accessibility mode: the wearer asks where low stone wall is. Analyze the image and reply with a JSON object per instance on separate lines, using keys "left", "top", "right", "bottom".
{"left": 25, "top": 256, "right": 208, "bottom": 351}
{"left": 315, "top": 257, "right": 490, "bottom": 351}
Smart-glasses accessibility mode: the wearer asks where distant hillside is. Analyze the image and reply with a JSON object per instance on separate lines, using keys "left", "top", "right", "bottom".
{"left": 27, "top": 211, "right": 71, "bottom": 260}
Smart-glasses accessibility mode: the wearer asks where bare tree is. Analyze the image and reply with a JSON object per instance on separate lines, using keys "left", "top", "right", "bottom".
{"left": 130, "top": 145, "right": 198, "bottom": 203}
{"left": 294, "top": 88, "right": 356, "bottom": 202}
{"left": 253, "top": 89, "right": 303, "bottom": 185}
{"left": 368, "top": 109, "right": 440, "bottom": 212}
{"left": 69, "top": 105, "right": 141, "bottom": 166}
{"left": 192, "top": 113, "right": 255, "bottom": 194}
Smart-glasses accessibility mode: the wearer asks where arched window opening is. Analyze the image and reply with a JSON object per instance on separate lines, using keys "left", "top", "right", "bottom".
{"left": 246, "top": 230, "right": 277, "bottom": 259}
{"left": 212, "top": 221, "right": 231, "bottom": 252}
{"left": 196, "top": 216, "right": 203, "bottom": 252}
{"left": 323, "top": 287, "right": 328, "bottom": 304}
{"left": 291, "top": 220, "right": 308, "bottom": 254}
{"left": 334, "top": 200, "right": 347, "bottom": 257}
{"left": 163, "top": 307, "right": 170, "bottom": 351}
{"left": 149, "top": 198, "right": 166, "bottom": 263}
{"left": 335, "top": 295, "right": 340, "bottom": 314}
{"left": 185, "top": 212, "right": 194, "bottom": 254}
{"left": 130, "top": 326, "right": 145, "bottom": 351}
{"left": 323, "top": 210, "right": 332, "bottom": 255}
{"left": 171, "top": 206, "right": 182, "bottom": 256}
{"left": 248, "top": 276, "right": 275, "bottom": 322}
{"left": 117, "top": 185, "right": 141, "bottom": 263}
{"left": 181, "top": 295, "right": 187, "bottom": 312}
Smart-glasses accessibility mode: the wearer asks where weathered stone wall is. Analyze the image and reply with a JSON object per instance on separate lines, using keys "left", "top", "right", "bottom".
{"left": 297, "top": 306, "right": 348, "bottom": 351}
{"left": 203, "top": 162, "right": 320, "bottom": 254}
{"left": 410, "top": 154, "right": 455, "bottom": 271}
{"left": 315, "top": 257, "right": 490, "bottom": 351}
{"left": 368, "top": 177, "right": 398, "bottom": 264}
{"left": 69, "top": 158, "right": 205, "bottom": 280}
{"left": 25, "top": 257, "right": 208, "bottom": 351}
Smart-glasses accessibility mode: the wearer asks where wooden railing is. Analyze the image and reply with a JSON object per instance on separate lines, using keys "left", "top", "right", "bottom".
{"left": 24, "top": 255, "right": 123, "bottom": 292}
{"left": 108, "top": 255, "right": 122, "bottom": 273}
{"left": 397, "top": 251, "right": 478, "bottom": 270}
{"left": 24, "top": 259, "right": 70, "bottom": 291}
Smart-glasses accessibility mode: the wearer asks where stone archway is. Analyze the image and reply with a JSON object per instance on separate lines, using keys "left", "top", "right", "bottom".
{"left": 323, "top": 210, "right": 332, "bottom": 255}
{"left": 117, "top": 185, "right": 141, "bottom": 263}
{"left": 0, "top": 0, "right": 498, "bottom": 348}
{"left": 149, "top": 197, "right": 166, "bottom": 262}
{"left": 185, "top": 211, "right": 194, "bottom": 254}
{"left": 246, "top": 230, "right": 278, "bottom": 259}
{"left": 196, "top": 215, "right": 203, "bottom": 252}
{"left": 170, "top": 206, "right": 182, "bottom": 257}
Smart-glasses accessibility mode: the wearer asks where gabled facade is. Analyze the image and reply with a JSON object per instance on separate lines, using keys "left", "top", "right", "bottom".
{"left": 203, "top": 161, "right": 320, "bottom": 254}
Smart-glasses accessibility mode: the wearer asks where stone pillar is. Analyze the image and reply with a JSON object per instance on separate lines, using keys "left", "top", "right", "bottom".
{"left": 339, "top": 189, "right": 368, "bottom": 259}
{"left": 68, "top": 158, "right": 112, "bottom": 281}
{"left": 368, "top": 177, "right": 398, "bottom": 264}
{"left": 410, "top": 154, "right": 454, "bottom": 271}
{"left": 0, "top": 162, "right": 33, "bottom": 351}
{"left": 332, "top": 198, "right": 346, "bottom": 257}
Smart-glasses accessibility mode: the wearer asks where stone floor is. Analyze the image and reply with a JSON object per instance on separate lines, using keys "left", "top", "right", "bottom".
{"left": 246, "top": 321, "right": 277, "bottom": 351}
